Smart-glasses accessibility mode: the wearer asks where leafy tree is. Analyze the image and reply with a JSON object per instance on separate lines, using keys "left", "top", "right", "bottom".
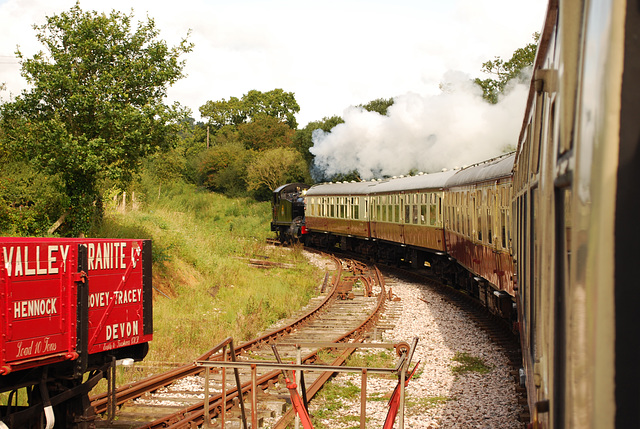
{"left": 359, "top": 97, "right": 394, "bottom": 115}
{"left": 0, "top": 3, "right": 192, "bottom": 235}
{"left": 293, "top": 115, "right": 345, "bottom": 166}
{"left": 145, "top": 149, "right": 188, "bottom": 184}
{"left": 171, "top": 118, "right": 208, "bottom": 183}
{"left": 197, "top": 96, "right": 246, "bottom": 129}
{"left": 475, "top": 33, "right": 539, "bottom": 103}
{"left": 0, "top": 161, "right": 68, "bottom": 235}
{"left": 246, "top": 147, "right": 310, "bottom": 199}
{"left": 198, "top": 142, "right": 254, "bottom": 196}
{"left": 238, "top": 113, "right": 294, "bottom": 151}
{"left": 242, "top": 89, "right": 300, "bottom": 129}
{"left": 199, "top": 88, "right": 300, "bottom": 131}
{"left": 327, "top": 171, "right": 361, "bottom": 183}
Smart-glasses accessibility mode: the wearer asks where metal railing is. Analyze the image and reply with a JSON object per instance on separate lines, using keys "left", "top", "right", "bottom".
{"left": 198, "top": 337, "right": 419, "bottom": 429}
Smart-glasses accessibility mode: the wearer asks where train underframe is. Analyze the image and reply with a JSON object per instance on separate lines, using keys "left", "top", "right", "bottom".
{"left": 0, "top": 343, "right": 148, "bottom": 428}
{"left": 272, "top": 216, "right": 306, "bottom": 244}
{"left": 305, "top": 230, "right": 516, "bottom": 324}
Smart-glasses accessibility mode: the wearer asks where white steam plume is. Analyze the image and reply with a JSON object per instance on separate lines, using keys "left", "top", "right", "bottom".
{"left": 310, "top": 70, "right": 529, "bottom": 180}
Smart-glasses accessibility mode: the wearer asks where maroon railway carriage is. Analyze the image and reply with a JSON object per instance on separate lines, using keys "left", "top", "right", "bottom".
{"left": 304, "top": 181, "right": 376, "bottom": 251}
{"left": 368, "top": 170, "right": 454, "bottom": 255}
{"left": 0, "top": 237, "right": 152, "bottom": 428}
{"left": 304, "top": 171, "right": 455, "bottom": 266}
{"left": 443, "top": 153, "right": 515, "bottom": 318}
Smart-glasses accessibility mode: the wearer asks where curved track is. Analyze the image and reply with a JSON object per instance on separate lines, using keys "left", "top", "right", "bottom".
{"left": 92, "top": 254, "right": 396, "bottom": 428}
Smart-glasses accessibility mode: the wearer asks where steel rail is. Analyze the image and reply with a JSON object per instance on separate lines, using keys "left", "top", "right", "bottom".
{"left": 136, "top": 261, "right": 387, "bottom": 428}
{"left": 90, "top": 254, "right": 343, "bottom": 414}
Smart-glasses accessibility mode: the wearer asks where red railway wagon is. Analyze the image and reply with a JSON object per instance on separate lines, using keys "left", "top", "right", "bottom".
{"left": 0, "top": 237, "right": 152, "bottom": 428}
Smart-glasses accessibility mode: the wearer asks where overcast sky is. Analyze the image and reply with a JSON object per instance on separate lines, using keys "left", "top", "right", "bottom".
{"left": 0, "top": 0, "right": 548, "bottom": 128}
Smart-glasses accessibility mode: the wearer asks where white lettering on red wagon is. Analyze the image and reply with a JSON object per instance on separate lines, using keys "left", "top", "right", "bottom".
{"left": 89, "top": 292, "right": 110, "bottom": 308}
{"left": 87, "top": 242, "right": 129, "bottom": 271}
{"left": 114, "top": 288, "right": 142, "bottom": 305}
{"left": 13, "top": 298, "right": 58, "bottom": 318}
{"left": 16, "top": 337, "right": 58, "bottom": 358}
{"left": 89, "top": 289, "right": 141, "bottom": 308}
{"left": 2, "top": 245, "right": 69, "bottom": 277}
{"left": 106, "top": 320, "right": 139, "bottom": 341}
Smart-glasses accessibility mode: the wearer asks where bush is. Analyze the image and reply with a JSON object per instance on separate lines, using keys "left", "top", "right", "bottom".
{"left": 197, "top": 142, "right": 254, "bottom": 196}
{"left": 0, "top": 161, "right": 69, "bottom": 236}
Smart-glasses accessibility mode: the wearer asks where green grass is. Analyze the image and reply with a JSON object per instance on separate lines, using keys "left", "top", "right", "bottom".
{"left": 450, "top": 352, "right": 492, "bottom": 376}
{"left": 406, "top": 395, "right": 452, "bottom": 411}
{"left": 346, "top": 350, "right": 397, "bottom": 380}
{"left": 311, "top": 380, "right": 362, "bottom": 428}
{"left": 91, "top": 179, "right": 324, "bottom": 390}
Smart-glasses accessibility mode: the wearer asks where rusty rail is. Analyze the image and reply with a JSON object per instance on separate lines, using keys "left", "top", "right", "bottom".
{"left": 135, "top": 260, "right": 388, "bottom": 428}
{"left": 91, "top": 254, "right": 343, "bottom": 414}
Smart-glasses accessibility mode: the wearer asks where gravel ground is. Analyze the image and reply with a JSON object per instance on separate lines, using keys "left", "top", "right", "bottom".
{"left": 307, "top": 272, "right": 525, "bottom": 429}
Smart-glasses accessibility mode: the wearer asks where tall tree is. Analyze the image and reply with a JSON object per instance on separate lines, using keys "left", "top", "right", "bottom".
{"left": 0, "top": 3, "right": 192, "bottom": 235}
{"left": 475, "top": 33, "right": 539, "bottom": 103}
{"left": 359, "top": 98, "right": 394, "bottom": 115}
{"left": 198, "top": 142, "right": 253, "bottom": 196}
{"left": 199, "top": 88, "right": 300, "bottom": 131}
{"left": 238, "top": 114, "right": 294, "bottom": 151}
{"left": 242, "top": 89, "right": 300, "bottom": 129}
{"left": 246, "top": 147, "right": 309, "bottom": 197}
{"left": 198, "top": 96, "right": 246, "bottom": 129}
{"left": 293, "top": 115, "right": 345, "bottom": 166}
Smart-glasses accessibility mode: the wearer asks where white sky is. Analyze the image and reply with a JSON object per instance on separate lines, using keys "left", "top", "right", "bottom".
{"left": 0, "top": 0, "right": 548, "bottom": 128}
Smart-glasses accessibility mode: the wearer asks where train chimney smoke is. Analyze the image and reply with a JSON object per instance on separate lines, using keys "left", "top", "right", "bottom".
{"left": 310, "top": 70, "right": 529, "bottom": 180}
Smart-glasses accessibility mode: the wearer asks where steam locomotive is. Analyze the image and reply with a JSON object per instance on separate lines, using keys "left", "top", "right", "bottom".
{"left": 272, "top": 0, "right": 640, "bottom": 427}
{"left": 0, "top": 237, "right": 153, "bottom": 428}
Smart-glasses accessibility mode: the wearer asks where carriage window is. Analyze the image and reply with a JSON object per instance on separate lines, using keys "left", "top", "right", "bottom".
{"left": 404, "top": 204, "right": 410, "bottom": 223}
{"left": 507, "top": 189, "right": 512, "bottom": 247}
{"left": 413, "top": 205, "right": 419, "bottom": 224}
{"left": 467, "top": 202, "right": 472, "bottom": 237}
{"left": 461, "top": 193, "right": 466, "bottom": 235}
{"left": 429, "top": 194, "right": 436, "bottom": 226}
{"left": 477, "top": 191, "right": 483, "bottom": 241}
{"left": 430, "top": 204, "right": 436, "bottom": 226}
{"left": 487, "top": 189, "right": 493, "bottom": 245}
{"left": 501, "top": 187, "right": 508, "bottom": 249}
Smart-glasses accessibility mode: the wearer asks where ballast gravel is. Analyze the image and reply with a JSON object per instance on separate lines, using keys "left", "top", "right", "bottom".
{"left": 307, "top": 273, "right": 525, "bottom": 429}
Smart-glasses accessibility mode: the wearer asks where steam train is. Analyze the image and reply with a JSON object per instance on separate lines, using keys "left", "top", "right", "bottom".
{"left": 0, "top": 237, "right": 153, "bottom": 428}
{"left": 272, "top": 0, "right": 640, "bottom": 427}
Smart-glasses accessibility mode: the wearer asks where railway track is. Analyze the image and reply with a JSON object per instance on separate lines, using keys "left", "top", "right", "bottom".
{"left": 92, "top": 254, "right": 408, "bottom": 428}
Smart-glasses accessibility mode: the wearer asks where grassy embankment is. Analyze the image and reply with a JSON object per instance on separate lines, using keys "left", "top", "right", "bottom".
{"left": 94, "top": 179, "right": 323, "bottom": 384}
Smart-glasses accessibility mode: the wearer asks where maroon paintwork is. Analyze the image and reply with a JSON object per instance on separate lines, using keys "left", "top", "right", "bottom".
{"left": 445, "top": 231, "right": 515, "bottom": 296}
{"left": 371, "top": 222, "right": 446, "bottom": 252}
{"left": 306, "top": 216, "right": 370, "bottom": 238}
